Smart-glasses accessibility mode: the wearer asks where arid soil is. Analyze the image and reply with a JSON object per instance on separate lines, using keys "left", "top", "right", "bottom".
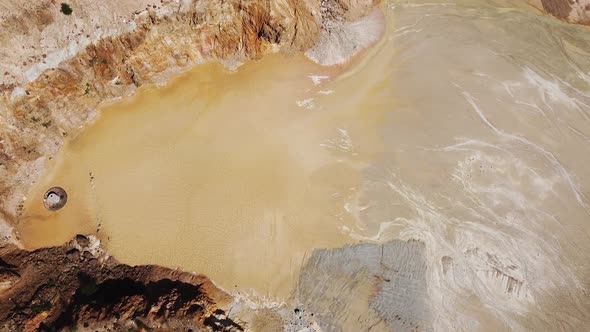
{"left": 1, "top": 0, "right": 590, "bottom": 331}
{"left": 534, "top": 0, "right": 590, "bottom": 24}
{"left": 0, "top": 0, "right": 378, "bottom": 245}
{"left": 0, "top": 235, "right": 237, "bottom": 331}
{"left": 0, "top": 1, "right": 378, "bottom": 330}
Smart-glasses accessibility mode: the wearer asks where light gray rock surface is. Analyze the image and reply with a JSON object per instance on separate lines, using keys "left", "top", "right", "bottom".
{"left": 294, "top": 240, "right": 430, "bottom": 331}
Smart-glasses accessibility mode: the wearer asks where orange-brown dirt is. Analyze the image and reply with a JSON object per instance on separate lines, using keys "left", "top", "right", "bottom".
{"left": 1, "top": 0, "right": 588, "bottom": 331}
{"left": 0, "top": 2, "right": 378, "bottom": 330}
{"left": 0, "top": 0, "right": 379, "bottom": 244}
{"left": 0, "top": 235, "right": 238, "bottom": 331}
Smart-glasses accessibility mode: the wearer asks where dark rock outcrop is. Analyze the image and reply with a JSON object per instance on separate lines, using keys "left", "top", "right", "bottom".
{"left": 0, "top": 235, "right": 238, "bottom": 331}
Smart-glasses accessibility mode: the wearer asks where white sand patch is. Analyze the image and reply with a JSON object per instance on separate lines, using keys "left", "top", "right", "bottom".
{"left": 305, "top": 8, "right": 385, "bottom": 66}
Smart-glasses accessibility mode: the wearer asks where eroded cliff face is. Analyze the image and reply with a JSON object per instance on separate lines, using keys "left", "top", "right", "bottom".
{"left": 536, "top": 0, "right": 590, "bottom": 24}
{"left": 0, "top": 0, "right": 378, "bottom": 244}
{"left": 0, "top": 235, "right": 238, "bottom": 331}
{"left": 2, "top": 1, "right": 590, "bottom": 331}
{"left": 0, "top": 1, "right": 378, "bottom": 330}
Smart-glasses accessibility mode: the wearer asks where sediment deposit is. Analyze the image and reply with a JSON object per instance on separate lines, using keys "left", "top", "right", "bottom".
{"left": 0, "top": 0, "right": 378, "bottom": 245}
{"left": 2, "top": 0, "right": 590, "bottom": 331}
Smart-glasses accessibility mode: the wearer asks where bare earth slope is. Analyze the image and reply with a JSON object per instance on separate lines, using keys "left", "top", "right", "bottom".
{"left": 0, "top": 1, "right": 378, "bottom": 330}
{"left": 1, "top": 0, "right": 589, "bottom": 331}
{"left": 0, "top": 235, "right": 237, "bottom": 331}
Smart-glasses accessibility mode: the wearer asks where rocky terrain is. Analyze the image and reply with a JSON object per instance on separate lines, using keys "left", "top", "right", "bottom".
{"left": 530, "top": 0, "right": 590, "bottom": 25}
{"left": 1, "top": 0, "right": 586, "bottom": 245}
{"left": 0, "top": 235, "right": 238, "bottom": 331}
{"left": 0, "top": 0, "right": 379, "bottom": 330}
{"left": 1, "top": 0, "right": 590, "bottom": 331}
{"left": 0, "top": 0, "right": 378, "bottom": 246}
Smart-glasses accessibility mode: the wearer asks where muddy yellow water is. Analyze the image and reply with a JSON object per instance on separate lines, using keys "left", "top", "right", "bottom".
{"left": 17, "top": 51, "right": 389, "bottom": 298}
{"left": 15, "top": 0, "right": 590, "bottom": 328}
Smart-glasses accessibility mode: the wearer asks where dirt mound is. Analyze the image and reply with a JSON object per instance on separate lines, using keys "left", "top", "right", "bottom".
{"left": 0, "top": 235, "right": 237, "bottom": 331}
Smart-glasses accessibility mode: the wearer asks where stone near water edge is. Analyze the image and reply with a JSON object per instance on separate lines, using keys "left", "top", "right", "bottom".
{"left": 42, "top": 187, "right": 67, "bottom": 211}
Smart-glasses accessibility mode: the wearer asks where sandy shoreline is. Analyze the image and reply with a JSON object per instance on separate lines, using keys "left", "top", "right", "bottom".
{"left": 0, "top": 0, "right": 384, "bottom": 246}
{"left": 2, "top": 0, "right": 590, "bottom": 331}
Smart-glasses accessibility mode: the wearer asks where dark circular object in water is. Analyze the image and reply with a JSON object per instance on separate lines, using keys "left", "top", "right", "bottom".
{"left": 43, "top": 187, "right": 68, "bottom": 211}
